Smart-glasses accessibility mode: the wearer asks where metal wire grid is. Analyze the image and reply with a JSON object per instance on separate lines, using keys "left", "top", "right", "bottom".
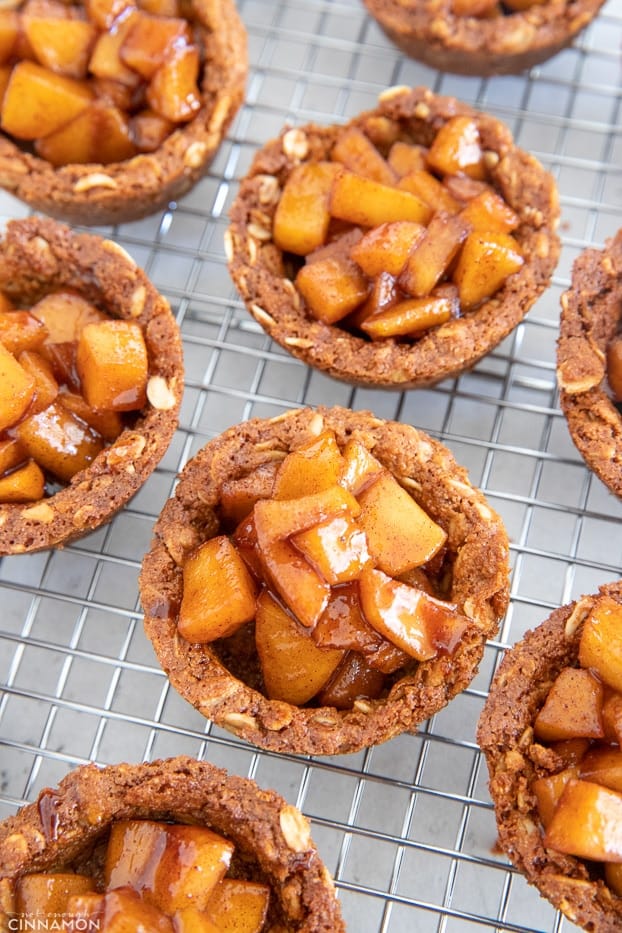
{"left": 2, "top": 0, "right": 622, "bottom": 929}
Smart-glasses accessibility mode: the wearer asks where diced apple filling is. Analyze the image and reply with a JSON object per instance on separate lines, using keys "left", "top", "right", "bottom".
{"left": 11, "top": 818, "right": 270, "bottom": 933}
{"left": 451, "top": 0, "right": 551, "bottom": 17}
{"left": 0, "top": 0, "right": 204, "bottom": 166}
{"left": 0, "top": 290, "right": 148, "bottom": 502}
{"left": 271, "top": 117, "right": 524, "bottom": 341}
{"left": 178, "top": 428, "right": 471, "bottom": 710}
{"left": 530, "top": 595, "right": 622, "bottom": 894}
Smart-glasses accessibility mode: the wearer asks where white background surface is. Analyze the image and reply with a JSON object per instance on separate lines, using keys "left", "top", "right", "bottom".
{"left": 2, "top": 1, "right": 622, "bottom": 929}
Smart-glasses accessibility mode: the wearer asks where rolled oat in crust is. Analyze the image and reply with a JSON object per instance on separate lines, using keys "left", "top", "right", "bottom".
{"left": 477, "top": 582, "right": 622, "bottom": 932}
{"left": 557, "top": 230, "right": 622, "bottom": 499}
{"left": 0, "top": 216, "right": 183, "bottom": 555}
{"left": 139, "top": 405, "right": 510, "bottom": 756}
{"left": 362, "top": 0, "right": 606, "bottom": 76}
{"left": 0, "top": 755, "right": 345, "bottom": 932}
{"left": 0, "top": 0, "right": 247, "bottom": 226}
{"left": 227, "top": 86, "right": 560, "bottom": 390}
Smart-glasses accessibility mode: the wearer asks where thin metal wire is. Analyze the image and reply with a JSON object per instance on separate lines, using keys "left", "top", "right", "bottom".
{"left": 2, "top": 0, "right": 622, "bottom": 929}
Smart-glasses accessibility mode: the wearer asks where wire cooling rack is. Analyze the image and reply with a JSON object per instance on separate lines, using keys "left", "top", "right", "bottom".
{"left": 2, "top": 1, "right": 622, "bottom": 929}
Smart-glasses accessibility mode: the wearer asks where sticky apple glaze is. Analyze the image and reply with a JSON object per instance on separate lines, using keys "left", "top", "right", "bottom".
{"left": 557, "top": 229, "right": 622, "bottom": 499}
{"left": 139, "top": 406, "right": 510, "bottom": 756}
{"left": 0, "top": 756, "right": 345, "bottom": 933}
{"left": 0, "top": 0, "right": 247, "bottom": 225}
{"left": 227, "top": 86, "right": 560, "bottom": 390}
{"left": 362, "top": 0, "right": 606, "bottom": 77}
{"left": 0, "top": 216, "right": 183, "bottom": 555}
{"left": 478, "top": 582, "right": 622, "bottom": 932}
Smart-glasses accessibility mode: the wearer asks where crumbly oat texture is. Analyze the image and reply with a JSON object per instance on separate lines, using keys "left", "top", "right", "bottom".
{"left": 0, "top": 756, "right": 345, "bottom": 932}
{"left": 227, "top": 86, "right": 560, "bottom": 390}
{"left": 140, "top": 405, "right": 510, "bottom": 756}
{"left": 557, "top": 229, "right": 622, "bottom": 499}
{"left": 0, "top": 0, "right": 247, "bottom": 226}
{"left": 477, "top": 582, "right": 622, "bottom": 932}
{"left": 0, "top": 216, "right": 183, "bottom": 555}
{"left": 362, "top": 0, "right": 605, "bottom": 76}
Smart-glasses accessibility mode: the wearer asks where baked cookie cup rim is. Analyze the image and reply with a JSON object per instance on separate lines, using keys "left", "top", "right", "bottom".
{"left": 557, "top": 228, "right": 622, "bottom": 499}
{"left": 0, "top": 0, "right": 247, "bottom": 226}
{"left": 227, "top": 85, "right": 560, "bottom": 390}
{"left": 139, "top": 405, "right": 510, "bottom": 756}
{"left": 0, "top": 755, "right": 346, "bottom": 933}
{"left": 0, "top": 216, "right": 184, "bottom": 556}
{"left": 477, "top": 582, "right": 622, "bottom": 932}
{"left": 361, "top": 0, "right": 607, "bottom": 76}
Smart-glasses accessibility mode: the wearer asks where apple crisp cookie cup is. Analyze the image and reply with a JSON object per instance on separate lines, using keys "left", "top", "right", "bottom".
{"left": 478, "top": 582, "right": 622, "bottom": 932}
{"left": 0, "top": 216, "right": 184, "bottom": 555}
{"left": 139, "top": 405, "right": 510, "bottom": 756}
{"left": 226, "top": 85, "right": 560, "bottom": 391}
{"left": 361, "top": 0, "right": 606, "bottom": 77}
{"left": 0, "top": 755, "right": 346, "bottom": 932}
{"left": 0, "top": 0, "right": 247, "bottom": 226}
{"left": 557, "top": 228, "right": 622, "bottom": 500}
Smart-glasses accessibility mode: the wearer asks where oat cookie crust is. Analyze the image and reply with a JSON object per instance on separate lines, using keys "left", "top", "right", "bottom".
{"left": 557, "top": 230, "right": 622, "bottom": 499}
{"left": 227, "top": 86, "right": 560, "bottom": 390}
{"left": 0, "top": 755, "right": 345, "bottom": 932}
{"left": 362, "top": 0, "right": 606, "bottom": 76}
{"left": 0, "top": 216, "right": 184, "bottom": 555}
{"left": 478, "top": 582, "right": 622, "bottom": 932}
{"left": 0, "top": 0, "right": 247, "bottom": 226}
{"left": 140, "top": 405, "right": 510, "bottom": 756}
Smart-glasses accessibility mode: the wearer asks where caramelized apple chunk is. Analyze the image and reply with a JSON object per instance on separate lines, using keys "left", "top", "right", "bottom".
{"left": 0, "top": 342, "right": 35, "bottom": 431}
{"left": 76, "top": 319, "right": 148, "bottom": 412}
{"left": 358, "top": 566, "right": 469, "bottom": 661}
{"left": 0, "top": 309, "right": 47, "bottom": 355}
{"left": 23, "top": 7, "right": 97, "bottom": 79}
{"left": 357, "top": 470, "right": 447, "bottom": 575}
{"left": 544, "top": 779, "right": 622, "bottom": 862}
{"left": 453, "top": 231, "right": 524, "bottom": 310}
{"left": 578, "top": 595, "right": 622, "bottom": 693}
{"left": 15, "top": 401, "right": 105, "bottom": 483}
{"left": 255, "top": 589, "right": 344, "bottom": 704}
{"left": 425, "top": 115, "right": 487, "bottom": 180}
{"left": 1, "top": 59, "right": 93, "bottom": 140}
{"left": 329, "top": 170, "right": 432, "bottom": 228}
{"left": 533, "top": 667, "right": 604, "bottom": 742}
{"left": 295, "top": 255, "right": 369, "bottom": 325}
{"left": 273, "top": 162, "right": 340, "bottom": 256}
{"left": 16, "top": 873, "right": 97, "bottom": 918}
{"left": 272, "top": 429, "right": 344, "bottom": 499}
{"left": 107, "top": 820, "right": 235, "bottom": 913}
{"left": 204, "top": 878, "right": 270, "bottom": 933}
{"left": 178, "top": 536, "right": 258, "bottom": 643}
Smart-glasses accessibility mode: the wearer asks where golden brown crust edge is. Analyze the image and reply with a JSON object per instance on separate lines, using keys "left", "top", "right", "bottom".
{"left": 227, "top": 85, "right": 560, "bottom": 390}
{"left": 0, "top": 755, "right": 346, "bottom": 933}
{"left": 139, "top": 405, "right": 510, "bottom": 756}
{"left": 0, "top": 0, "right": 248, "bottom": 226}
{"left": 0, "top": 216, "right": 184, "bottom": 555}
{"left": 557, "top": 229, "right": 622, "bottom": 499}
{"left": 362, "top": 0, "right": 606, "bottom": 76}
{"left": 477, "top": 582, "right": 622, "bottom": 932}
